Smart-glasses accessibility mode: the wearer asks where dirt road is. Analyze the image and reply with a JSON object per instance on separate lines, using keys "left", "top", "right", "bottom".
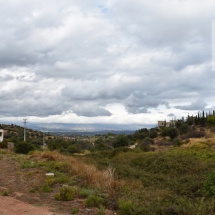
{"left": 0, "top": 196, "right": 56, "bottom": 215}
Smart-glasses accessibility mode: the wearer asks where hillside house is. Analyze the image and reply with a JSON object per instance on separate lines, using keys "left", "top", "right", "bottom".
{"left": 158, "top": 120, "right": 176, "bottom": 128}
{"left": 0, "top": 129, "right": 4, "bottom": 142}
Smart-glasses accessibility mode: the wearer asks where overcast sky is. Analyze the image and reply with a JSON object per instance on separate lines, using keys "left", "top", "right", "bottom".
{"left": 0, "top": 0, "right": 215, "bottom": 129}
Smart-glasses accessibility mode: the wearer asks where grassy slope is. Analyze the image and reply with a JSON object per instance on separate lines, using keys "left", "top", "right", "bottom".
{"left": 2, "top": 127, "right": 215, "bottom": 214}
{"left": 84, "top": 135, "right": 215, "bottom": 215}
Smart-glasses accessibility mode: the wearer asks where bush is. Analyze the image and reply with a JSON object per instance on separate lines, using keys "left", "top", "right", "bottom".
{"left": 167, "top": 128, "right": 179, "bottom": 139}
{"left": 67, "top": 145, "right": 81, "bottom": 154}
{"left": 144, "top": 137, "right": 154, "bottom": 144}
{"left": 0, "top": 141, "right": 7, "bottom": 148}
{"left": 149, "top": 130, "right": 158, "bottom": 139}
{"left": 2, "top": 190, "right": 8, "bottom": 196}
{"left": 156, "top": 140, "right": 172, "bottom": 146}
{"left": 71, "top": 207, "right": 79, "bottom": 214}
{"left": 113, "top": 135, "right": 129, "bottom": 148}
{"left": 55, "top": 186, "right": 75, "bottom": 201}
{"left": 79, "top": 188, "right": 95, "bottom": 198}
{"left": 161, "top": 127, "right": 179, "bottom": 139}
{"left": 108, "top": 147, "right": 132, "bottom": 158}
{"left": 85, "top": 195, "right": 104, "bottom": 207}
{"left": 140, "top": 145, "right": 151, "bottom": 152}
{"left": 15, "top": 142, "right": 35, "bottom": 154}
{"left": 203, "top": 171, "right": 215, "bottom": 196}
{"left": 118, "top": 200, "right": 135, "bottom": 215}
{"left": 178, "top": 124, "right": 191, "bottom": 135}
{"left": 41, "top": 184, "right": 53, "bottom": 193}
{"left": 139, "top": 139, "right": 154, "bottom": 151}
{"left": 171, "top": 138, "right": 182, "bottom": 146}
{"left": 139, "top": 140, "right": 151, "bottom": 147}
{"left": 181, "top": 131, "right": 205, "bottom": 139}
{"left": 210, "top": 126, "right": 215, "bottom": 133}
{"left": 95, "top": 143, "right": 112, "bottom": 151}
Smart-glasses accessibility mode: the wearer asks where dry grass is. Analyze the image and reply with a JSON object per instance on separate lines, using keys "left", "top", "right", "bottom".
{"left": 31, "top": 151, "right": 116, "bottom": 192}
{"left": 180, "top": 136, "right": 215, "bottom": 149}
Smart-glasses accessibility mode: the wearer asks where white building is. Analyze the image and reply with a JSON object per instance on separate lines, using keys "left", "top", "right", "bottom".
{"left": 158, "top": 120, "right": 176, "bottom": 128}
{"left": 0, "top": 129, "right": 4, "bottom": 142}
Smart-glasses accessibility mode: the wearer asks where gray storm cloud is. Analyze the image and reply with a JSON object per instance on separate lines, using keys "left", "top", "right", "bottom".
{"left": 0, "top": 0, "right": 214, "bottom": 124}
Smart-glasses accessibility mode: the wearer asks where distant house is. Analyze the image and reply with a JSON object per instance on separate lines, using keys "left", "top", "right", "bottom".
{"left": 158, "top": 121, "right": 166, "bottom": 128}
{"left": 158, "top": 120, "right": 176, "bottom": 128}
{"left": 0, "top": 129, "right": 4, "bottom": 142}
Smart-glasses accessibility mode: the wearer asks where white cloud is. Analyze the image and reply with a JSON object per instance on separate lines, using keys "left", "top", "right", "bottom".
{"left": 0, "top": 0, "right": 214, "bottom": 128}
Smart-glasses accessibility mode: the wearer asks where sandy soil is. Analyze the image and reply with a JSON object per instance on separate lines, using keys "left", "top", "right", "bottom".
{"left": 0, "top": 196, "right": 55, "bottom": 215}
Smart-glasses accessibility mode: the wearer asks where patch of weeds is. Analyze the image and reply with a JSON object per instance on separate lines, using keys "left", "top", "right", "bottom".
{"left": 118, "top": 199, "right": 135, "bottom": 215}
{"left": 46, "top": 172, "right": 71, "bottom": 186}
{"left": 203, "top": 171, "right": 215, "bottom": 196}
{"left": 70, "top": 175, "right": 80, "bottom": 185}
{"left": 97, "top": 206, "right": 105, "bottom": 215}
{"left": 25, "top": 172, "right": 32, "bottom": 177}
{"left": 0, "top": 150, "right": 7, "bottom": 154}
{"left": 79, "top": 187, "right": 95, "bottom": 198}
{"left": 21, "top": 161, "right": 37, "bottom": 169}
{"left": 2, "top": 190, "right": 8, "bottom": 196}
{"left": 71, "top": 207, "right": 79, "bottom": 214}
{"left": 37, "top": 162, "right": 47, "bottom": 167}
{"left": 55, "top": 186, "right": 75, "bottom": 201}
{"left": 41, "top": 184, "right": 53, "bottom": 193}
{"left": 85, "top": 195, "right": 104, "bottom": 208}
{"left": 30, "top": 188, "right": 37, "bottom": 193}
{"left": 16, "top": 156, "right": 23, "bottom": 162}
{"left": 47, "top": 161, "right": 71, "bottom": 173}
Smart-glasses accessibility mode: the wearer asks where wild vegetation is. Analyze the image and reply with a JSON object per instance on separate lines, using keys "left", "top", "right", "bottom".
{"left": 1, "top": 111, "right": 215, "bottom": 214}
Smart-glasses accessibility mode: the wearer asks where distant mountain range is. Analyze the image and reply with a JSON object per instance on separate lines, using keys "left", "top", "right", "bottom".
{"left": 17, "top": 122, "right": 156, "bottom": 134}
{"left": 1, "top": 122, "right": 156, "bottom": 136}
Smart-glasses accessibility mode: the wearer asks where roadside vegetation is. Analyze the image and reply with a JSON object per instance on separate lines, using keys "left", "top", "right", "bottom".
{"left": 1, "top": 111, "right": 215, "bottom": 214}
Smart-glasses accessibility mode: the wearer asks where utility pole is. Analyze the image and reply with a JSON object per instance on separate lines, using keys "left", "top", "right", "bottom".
{"left": 42, "top": 127, "right": 45, "bottom": 147}
{"left": 23, "top": 119, "right": 27, "bottom": 142}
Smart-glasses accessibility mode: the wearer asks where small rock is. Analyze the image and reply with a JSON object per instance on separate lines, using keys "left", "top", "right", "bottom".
{"left": 45, "top": 173, "right": 54, "bottom": 176}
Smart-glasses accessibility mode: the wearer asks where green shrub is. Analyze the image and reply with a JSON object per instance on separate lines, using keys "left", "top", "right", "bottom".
{"left": 149, "top": 130, "right": 158, "bottom": 139}
{"left": 71, "top": 207, "right": 79, "bottom": 214}
{"left": 0, "top": 141, "right": 7, "bottom": 148}
{"left": 46, "top": 174, "right": 70, "bottom": 186}
{"left": 41, "top": 184, "right": 53, "bottom": 193}
{"left": 113, "top": 135, "right": 129, "bottom": 148}
{"left": 67, "top": 145, "right": 81, "bottom": 154}
{"left": 140, "top": 145, "right": 151, "bottom": 152}
{"left": 108, "top": 147, "right": 132, "bottom": 158}
{"left": 55, "top": 186, "right": 75, "bottom": 201}
{"left": 118, "top": 200, "right": 135, "bottom": 215}
{"left": 2, "top": 190, "right": 8, "bottom": 196}
{"left": 144, "top": 137, "right": 154, "bottom": 144}
{"left": 47, "top": 161, "right": 71, "bottom": 173}
{"left": 161, "top": 128, "right": 179, "bottom": 139}
{"left": 85, "top": 195, "right": 104, "bottom": 207}
{"left": 30, "top": 188, "right": 37, "bottom": 193}
{"left": 203, "top": 171, "right": 215, "bottom": 196}
{"left": 178, "top": 124, "right": 191, "bottom": 135}
{"left": 79, "top": 188, "right": 95, "bottom": 198}
{"left": 21, "top": 161, "right": 37, "bottom": 168}
{"left": 97, "top": 206, "right": 105, "bottom": 215}
{"left": 15, "top": 142, "right": 35, "bottom": 154}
